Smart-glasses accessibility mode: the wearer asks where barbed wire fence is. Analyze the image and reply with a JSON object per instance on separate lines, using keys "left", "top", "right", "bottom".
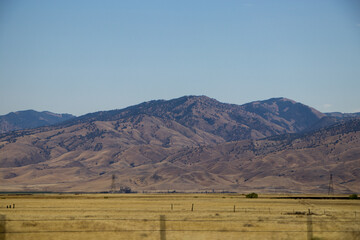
{"left": 1, "top": 208, "right": 360, "bottom": 240}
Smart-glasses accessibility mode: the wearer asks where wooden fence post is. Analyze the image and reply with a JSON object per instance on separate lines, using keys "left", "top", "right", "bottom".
{"left": 0, "top": 214, "right": 5, "bottom": 240}
{"left": 307, "top": 213, "right": 313, "bottom": 240}
{"left": 160, "top": 215, "right": 166, "bottom": 240}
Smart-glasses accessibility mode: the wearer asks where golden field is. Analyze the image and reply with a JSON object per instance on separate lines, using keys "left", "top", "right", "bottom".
{"left": 0, "top": 193, "right": 359, "bottom": 240}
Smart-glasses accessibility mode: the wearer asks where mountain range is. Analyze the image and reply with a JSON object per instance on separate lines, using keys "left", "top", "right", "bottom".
{"left": 0, "top": 96, "right": 359, "bottom": 193}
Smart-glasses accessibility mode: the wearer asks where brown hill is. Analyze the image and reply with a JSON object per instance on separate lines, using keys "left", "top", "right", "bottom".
{"left": 0, "top": 96, "right": 358, "bottom": 193}
{"left": 0, "top": 110, "right": 75, "bottom": 133}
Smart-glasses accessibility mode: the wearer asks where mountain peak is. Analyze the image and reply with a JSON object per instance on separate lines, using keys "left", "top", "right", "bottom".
{"left": 250, "top": 97, "right": 297, "bottom": 105}
{"left": 242, "top": 97, "right": 325, "bottom": 132}
{"left": 165, "top": 95, "right": 219, "bottom": 105}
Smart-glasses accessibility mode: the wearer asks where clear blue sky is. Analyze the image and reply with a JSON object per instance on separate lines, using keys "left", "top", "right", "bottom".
{"left": 1, "top": 0, "right": 360, "bottom": 116}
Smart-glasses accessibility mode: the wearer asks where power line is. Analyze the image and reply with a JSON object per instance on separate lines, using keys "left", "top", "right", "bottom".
{"left": 110, "top": 174, "right": 117, "bottom": 193}
{"left": 328, "top": 173, "right": 334, "bottom": 195}
{"left": 1, "top": 218, "right": 358, "bottom": 223}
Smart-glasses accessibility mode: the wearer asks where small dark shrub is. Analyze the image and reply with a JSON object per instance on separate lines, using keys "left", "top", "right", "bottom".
{"left": 349, "top": 194, "right": 358, "bottom": 199}
{"left": 246, "top": 192, "right": 258, "bottom": 198}
{"left": 243, "top": 223, "right": 254, "bottom": 227}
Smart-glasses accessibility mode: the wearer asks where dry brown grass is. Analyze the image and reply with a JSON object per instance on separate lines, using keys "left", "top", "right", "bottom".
{"left": 0, "top": 193, "right": 359, "bottom": 240}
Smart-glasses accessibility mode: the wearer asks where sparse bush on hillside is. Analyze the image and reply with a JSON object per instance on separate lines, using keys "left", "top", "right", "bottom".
{"left": 245, "top": 192, "right": 258, "bottom": 198}
{"left": 349, "top": 194, "right": 358, "bottom": 199}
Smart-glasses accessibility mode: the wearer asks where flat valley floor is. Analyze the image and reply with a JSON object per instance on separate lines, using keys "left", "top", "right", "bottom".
{"left": 0, "top": 193, "right": 359, "bottom": 240}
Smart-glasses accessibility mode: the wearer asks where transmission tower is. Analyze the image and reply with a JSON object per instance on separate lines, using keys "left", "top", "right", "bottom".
{"left": 328, "top": 173, "right": 334, "bottom": 195}
{"left": 110, "top": 174, "right": 117, "bottom": 193}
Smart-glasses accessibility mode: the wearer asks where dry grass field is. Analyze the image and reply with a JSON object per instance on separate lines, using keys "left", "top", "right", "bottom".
{"left": 0, "top": 193, "right": 359, "bottom": 240}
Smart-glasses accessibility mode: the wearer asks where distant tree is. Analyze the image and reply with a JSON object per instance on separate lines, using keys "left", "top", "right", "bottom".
{"left": 245, "top": 192, "right": 258, "bottom": 198}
